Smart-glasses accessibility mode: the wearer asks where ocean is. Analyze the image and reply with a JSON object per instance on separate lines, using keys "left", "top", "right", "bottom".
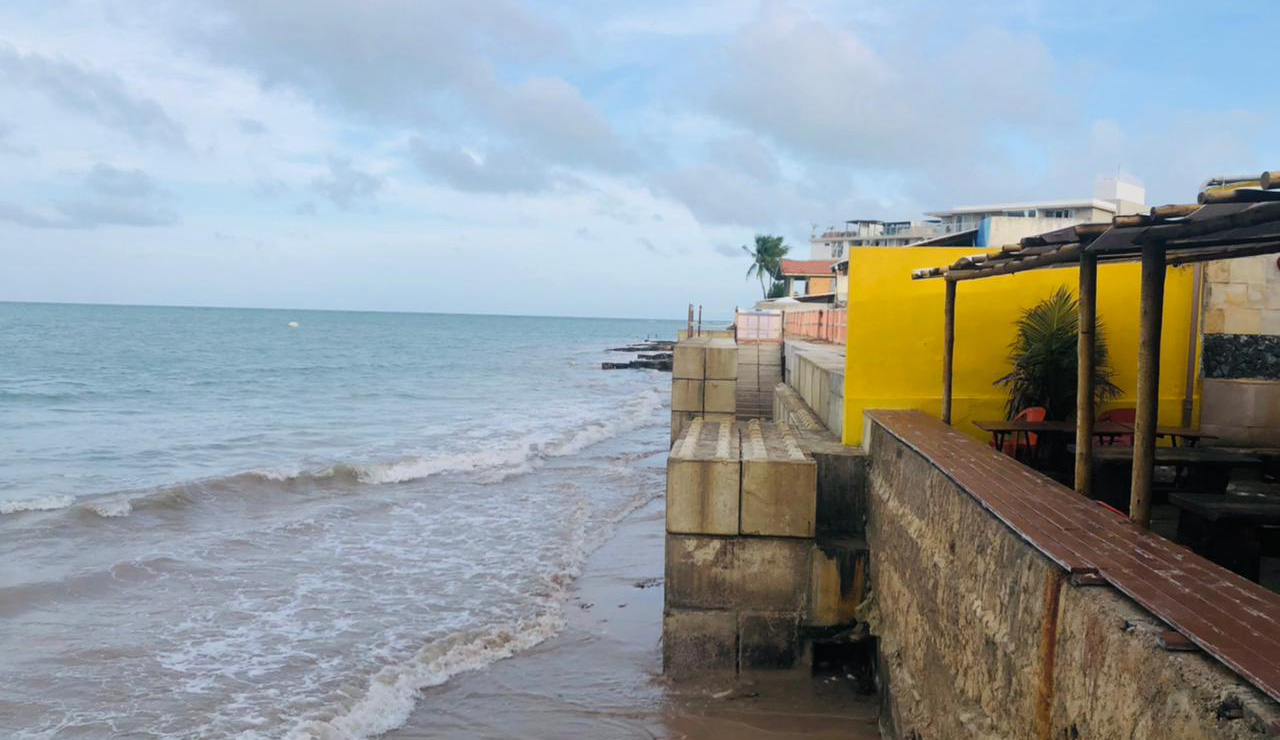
{"left": 0, "top": 302, "right": 677, "bottom": 739}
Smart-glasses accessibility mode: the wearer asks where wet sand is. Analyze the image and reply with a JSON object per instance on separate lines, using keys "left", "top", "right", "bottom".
{"left": 388, "top": 495, "right": 881, "bottom": 739}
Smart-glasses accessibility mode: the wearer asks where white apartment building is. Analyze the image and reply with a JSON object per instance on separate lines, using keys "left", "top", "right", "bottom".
{"left": 810, "top": 175, "right": 1147, "bottom": 258}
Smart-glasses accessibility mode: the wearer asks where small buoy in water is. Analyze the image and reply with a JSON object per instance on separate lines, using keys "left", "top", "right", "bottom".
{"left": 288, "top": 321, "right": 300, "bottom": 329}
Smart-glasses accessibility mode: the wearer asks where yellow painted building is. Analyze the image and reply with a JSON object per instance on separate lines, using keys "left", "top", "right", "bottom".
{"left": 841, "top": 247, "right": 1200, "bottom": 446}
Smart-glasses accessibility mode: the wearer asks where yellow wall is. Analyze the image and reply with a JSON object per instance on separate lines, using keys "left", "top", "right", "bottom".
{"left": 841, "top": 247, "right": 1200, "bottom": 445}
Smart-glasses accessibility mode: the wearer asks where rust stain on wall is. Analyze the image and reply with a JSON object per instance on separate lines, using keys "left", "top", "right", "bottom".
{"left": 1036, "top": 569, "right": 1067, "bottom": 740}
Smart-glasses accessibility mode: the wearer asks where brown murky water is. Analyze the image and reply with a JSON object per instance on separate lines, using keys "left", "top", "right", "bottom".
{"left": 389, "top": 498, "right": 881, "bottom": 740}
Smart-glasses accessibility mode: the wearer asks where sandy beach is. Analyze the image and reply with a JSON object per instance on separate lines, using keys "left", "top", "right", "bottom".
{"left": 389, "top": 486, "right": 881, "bottom": 740}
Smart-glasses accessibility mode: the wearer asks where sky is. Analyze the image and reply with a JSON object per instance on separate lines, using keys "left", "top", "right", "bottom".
{"left": 0, "top": 0, "right": 1277, "bottom": 319}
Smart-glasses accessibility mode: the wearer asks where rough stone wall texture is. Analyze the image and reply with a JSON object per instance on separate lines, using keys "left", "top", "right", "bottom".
{"left": 1201, "top": 256, "right": 1280, "bottom": 444}
{"left": 866, "top": 419, "right": 1278, "bottom": 740}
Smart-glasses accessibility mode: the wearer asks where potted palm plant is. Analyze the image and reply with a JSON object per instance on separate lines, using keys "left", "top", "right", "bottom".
{"left": 996, "top": 286, "right": 1121, "bottom": 420}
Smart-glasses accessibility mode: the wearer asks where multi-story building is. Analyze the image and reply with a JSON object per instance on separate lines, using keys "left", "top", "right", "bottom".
{"left": 925, "top": 176, "right": 1146, "bottom": 248}
{"left": 810, "top": 175, "right": 1147, "bottom": 259}
{"left": 809, "top": 220, "right": 947, "bottom": 259}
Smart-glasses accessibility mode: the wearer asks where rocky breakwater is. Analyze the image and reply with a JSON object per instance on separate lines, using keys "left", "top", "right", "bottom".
{"left": 603, "top": 340, "right": 674, "bottom": 371}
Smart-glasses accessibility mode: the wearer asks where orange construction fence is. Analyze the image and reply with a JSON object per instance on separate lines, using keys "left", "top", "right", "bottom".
{"left": 783, "top": 308, "right": 846, "bottom": 344}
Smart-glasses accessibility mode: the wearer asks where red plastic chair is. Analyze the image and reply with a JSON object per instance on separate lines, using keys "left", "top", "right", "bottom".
{"left": 989, "top": 406, "right": 1046, "bottom": 459}
{"left": 1098, "top": 407, "right": 1136, "bottom": 446}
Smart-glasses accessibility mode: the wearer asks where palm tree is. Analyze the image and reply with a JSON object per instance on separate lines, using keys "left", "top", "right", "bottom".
{"left": 996, "top": 287, "right": 1121, "bottom": 420}
{"left": 742, "top": 235, "right": 789, "bottom": 299}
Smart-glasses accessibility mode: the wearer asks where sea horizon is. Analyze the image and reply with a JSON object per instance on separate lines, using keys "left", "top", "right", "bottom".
{"left": 0, "top": 299, "right": 733, "bottom": 326}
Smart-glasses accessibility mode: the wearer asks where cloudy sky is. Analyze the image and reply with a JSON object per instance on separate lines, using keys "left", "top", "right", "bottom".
{"left": 0, "top": 0, "right": 1276, "bottom": 319}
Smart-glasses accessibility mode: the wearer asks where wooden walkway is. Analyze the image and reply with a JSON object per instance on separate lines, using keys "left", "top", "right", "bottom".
{"left": 868, "top": 409, "right": 1280, "bottom": 703}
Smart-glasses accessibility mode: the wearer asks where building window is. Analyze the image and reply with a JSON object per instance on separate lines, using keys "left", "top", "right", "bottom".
{"left": 1043, "top": 209, "right": 1071, "bottom": 219}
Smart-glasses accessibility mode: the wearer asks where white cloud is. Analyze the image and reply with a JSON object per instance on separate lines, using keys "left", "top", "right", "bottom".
{"left": 0, "top": 42, "right": 185, "bottom": 147}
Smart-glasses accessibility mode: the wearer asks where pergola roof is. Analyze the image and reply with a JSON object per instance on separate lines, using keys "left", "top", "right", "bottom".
{"left": 913, "top": 172, "right": 1280, "bottom": 282}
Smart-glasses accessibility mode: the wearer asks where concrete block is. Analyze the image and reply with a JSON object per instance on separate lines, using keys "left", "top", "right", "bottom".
{"left": 1223, "top": 308, "right": 1262, "bottom": 334}
{"left": 667, "top": 420, "right": 740, "bottom": 535}
{"left": 809, "top": 538, "right": 868, "bottom": 627}
{"left": 740, "top": 420, "right": 818, "bottom": 537}
{"left": 1205, "top": 259, "right": 1231, "bottom": 283}
{"left": 663, "top": 609, "right": 737, "bottom": 679}
{"left": 1204, "top": 308, "right": 1225, "bottom": 334}
{"left": 671, "top": 379, "right": 703, "bottom": 413}
{"left": 739, "top": 612, "right": 802, "bottom": 671}
{"left": 673, "top": 338, "right": 707, "bottom": 379}
{"left": 1230, "top": 255, "right": 1268, "bottom": 285}
{"left": 704, "top": 338, "right": 739, "bottom": 380}
{"left": 671, "top": 411, "right": 697, "bottom": 447}
{"left": 1222, "top": 283, "right": 1249, "bottom": 308}
{"left": 665, "top": 534, "right": 812, "bottom": 611}
{"left": 704, "top": 379, "right": 737, "bottom": 414}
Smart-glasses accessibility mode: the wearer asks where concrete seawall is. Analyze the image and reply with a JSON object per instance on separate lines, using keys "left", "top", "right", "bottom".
{"left": 663, "top": 337, "right": 870, "bottom": 681}
{"left": 864, "top": 412, "right": 1280, "bottom": 739}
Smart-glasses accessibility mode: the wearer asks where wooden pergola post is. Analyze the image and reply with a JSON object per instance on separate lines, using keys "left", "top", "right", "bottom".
{"left": 1075, "top": 251, "right": 1098, "bottom": 496}
{"left": 1131, "top": 241, "right": 1167, "bottom": 528}
{"left": 942, "top": 279, "right": 957, "bottom": 425}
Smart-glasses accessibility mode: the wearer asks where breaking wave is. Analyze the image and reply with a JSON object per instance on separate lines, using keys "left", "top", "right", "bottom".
{"left": 0, "top": 495, "right": 76, "bottom": 515}
{"left": 0, "top": 386, "right": 666, "bottom": 520}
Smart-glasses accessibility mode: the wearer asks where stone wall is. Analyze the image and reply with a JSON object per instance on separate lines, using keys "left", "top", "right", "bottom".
{"left": 865, "top": 415, "right": 1278, "bottom": 739}
{"left": 1202, "top": 255, "right": 1280, "bottom": 445}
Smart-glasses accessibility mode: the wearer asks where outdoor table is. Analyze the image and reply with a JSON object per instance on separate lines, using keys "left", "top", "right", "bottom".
{"left": 1169, "top": 492, "right": 1280, "bottom": 581}
{"left": 1148, "top": 426, "right": 1219, "bottom": 447}
{"left": 974, "top": 420, "right": 1131, "bottom": 465}
{"left": 1081, "top": 446, "right": 1262, "bottom": 509}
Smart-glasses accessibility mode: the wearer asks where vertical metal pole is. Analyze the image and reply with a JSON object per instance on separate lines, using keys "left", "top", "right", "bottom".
{"left": 1075, "top": 252, "right": 1098, "bottom": 497}
{"left": 1131, "top": 241, "right": 1166, "bottom": 528}
{"left": 697, "top": 305, "right": 702, "bottom": 336}
{"left": 942, "top": 279, "right": 957, "bottom": 425}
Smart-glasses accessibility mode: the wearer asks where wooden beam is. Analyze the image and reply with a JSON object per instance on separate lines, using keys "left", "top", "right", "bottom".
{"left": 1199, "top": 187, "right": 1280, "bottom": 205}
{"left": 1113, "top": 214, "right": 1152, "bottom": 228}
{"left": 1166, "top": 241, "right": 1280, "bottom": 266}
{"left": 942, "top": 279, "right": 957, "bottom": 425}
{"left": 1140, "top": 202, "right": 1280, "bottom": 244}
{"left": 1075, "top": 251, "right": 1097, "bottom": 497}
{"left": 1150, "top": 203, "right": 1199, "bottom": 220}
{"left": 1131, "top": 241, "right": 1166, "bottom": 529}
{"left": 1074, "top": 223, "right": 1111, "bottom": 240}
{"left": 1262, "top": 170, "right": 1280, "bottom": 190}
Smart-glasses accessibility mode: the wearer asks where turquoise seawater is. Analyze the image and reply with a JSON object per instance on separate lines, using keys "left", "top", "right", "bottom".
{"left": 0, "top": 302, "right": 677, "bottom": 739}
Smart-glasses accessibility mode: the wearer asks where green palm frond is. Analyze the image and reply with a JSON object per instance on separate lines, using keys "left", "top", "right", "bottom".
{"left": 995, "top": 286, "right": 1121, "bottom": 420}
{"left": 741, "top": 234, "right": 791, "bottom": 298}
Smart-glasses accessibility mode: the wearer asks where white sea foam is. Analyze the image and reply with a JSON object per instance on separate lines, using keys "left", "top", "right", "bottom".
{"left": 277, "top": 611, "right": 565, "bottom": 740}
{"left": 0, "top": 494, "right": 75, "bottom": 515}
{"left": 84, "top": 499, "right": 134, "bottom": 518}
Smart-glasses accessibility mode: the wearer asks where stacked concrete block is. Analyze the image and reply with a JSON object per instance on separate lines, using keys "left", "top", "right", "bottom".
{"left": 663, "top": 418, "right": 836, "bottom": 679}
{"left": 671, "top": 337, "right": 707, "bottom": 444}
{"left": 667, "top": 419, "right": 740, "bottom": 535}
{"left": 735, "top": 342, "right": 782, "bottom": 420}
{"left": 670, "top": 337, "right": 739, "bottom": 444}
{"left": 740, "top": 419, "right": 817, "bottom": 537}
